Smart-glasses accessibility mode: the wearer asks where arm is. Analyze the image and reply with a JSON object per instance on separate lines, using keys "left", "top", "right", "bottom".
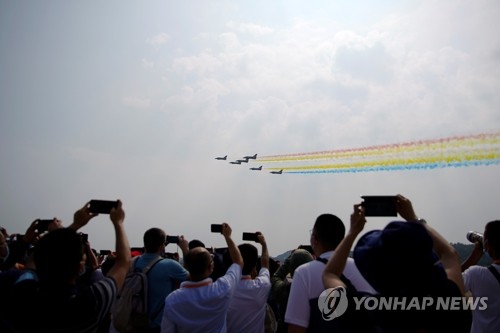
{"left": 0, "top": 231, "right": 8, "bottom": 262}
{"left": 396, "top": 194, "right": 466, "bottom": 295}
{"left": 68, "top": 202, "right": 98, "bottom": 231}
{"left": 323, "top": 204, "right": 366, "bottom": 289}
{"left": 222, "top": 223, "right": 243, "bottom": 268}
{"left": 461, "top": 242, "right": 483, "bottom": 272}
{"left": 178, "top": 235, "right": 189, "bottom": 258}
{"left": 257, "top": 232, "right": 269, "bottom": 269}
{"left": 104, "top": 200, "right": 131, "bottom": 291}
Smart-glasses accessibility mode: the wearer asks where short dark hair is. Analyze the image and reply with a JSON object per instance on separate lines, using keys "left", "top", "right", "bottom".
{"left": 34, "top": 228, "right": 84, "bottom": 283}
{"left": 189, "top": 239, "right": 205, "bottom": 250}
{"left": 313, "top": 214, "right": 345, "bottom": 250}
{"left": 239, "top": 243, "right": 258, "bottom": 275}
{"left": 143, "top": 228, "right": 166, "bottom": 253}
{"left": 184, "top": 249, "right": 212, "bottom": 281}
{"left": 484, "top": 220, "right": 500, "bottom": 258}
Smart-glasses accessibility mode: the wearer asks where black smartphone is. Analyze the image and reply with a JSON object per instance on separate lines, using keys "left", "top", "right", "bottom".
{"left": 100, "top": 250, "right": 111, "bottom": 256}
{"left": 80, "top": 233, "right": 88, "bottom": 243}
{"left": 211, "top": 224, "right": 223, "bottom": 233}
{"left": 166, "top": 235, "right": 180, "bottom": 244}
{"left": 88, "top": 200, "right": 118, "bottom": 214}
{"left": 361, "top": 195, "right": 397, "bottom": 216}
{"left": 242, "top": 232, "right": 259, "bottom": 242}
{"left": 36, "top": 219, "right": 53, "bottom": 232}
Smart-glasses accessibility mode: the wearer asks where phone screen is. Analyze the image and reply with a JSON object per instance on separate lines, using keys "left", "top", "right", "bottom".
{"left": 242, "top": 232, "right": 259, "bottom": 242}
{"left": 211, "top": 224, "right": 223, "bottom": 233}
{"left": 166, "top": 235, "right": 179, "bottom": 244}
{"left": 361, "top": 196, "right": 397, "bottom": 216}
{"left": 89, "top": 200, "right": 118, "bottom": 214}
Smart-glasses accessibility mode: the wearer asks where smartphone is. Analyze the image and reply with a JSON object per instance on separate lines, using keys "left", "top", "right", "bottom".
{"left": 36, "top": 219, "right": 53, "bottom": 232}
{"left": 361, "top": 195, "right": 397, "bottom": 216}
{"left": 242, "top": 232, "right": 259, "bottom": 242}
{"left": 100, "top": 250, "right": 111, "bottom": 256}
{"left": 80, "top": 233, "right": 88, "bottom": 243}
{"left": 166, "top": 235, "right": 180, "bottom": 244}
{"left": 88, "top": 200, "right": 118, "bottom": 214}
{"left": 211, "top": 224, "right": 223, "bottom": 233}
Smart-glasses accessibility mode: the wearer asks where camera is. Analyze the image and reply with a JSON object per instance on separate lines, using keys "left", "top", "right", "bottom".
{"left": 166, "top": 235, "right": 180, "bottom": 244}
{"left": 466, "top": 231, "right": 484, "bottom": 245}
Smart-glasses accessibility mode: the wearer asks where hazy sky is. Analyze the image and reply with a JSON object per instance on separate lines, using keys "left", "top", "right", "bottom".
{"left": 1, "top": 0, "right": 499, "bottom": 256}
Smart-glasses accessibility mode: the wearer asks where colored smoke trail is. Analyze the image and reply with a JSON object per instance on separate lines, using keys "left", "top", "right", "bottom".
{"left": 258, "top": 132, "right": 500, "bottom": 174}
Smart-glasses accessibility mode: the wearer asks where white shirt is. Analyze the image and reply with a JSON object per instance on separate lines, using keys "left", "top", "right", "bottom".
{"left": 463, "top": 263, "right": 500, "bottom": 333}
{"left": 284, "top": 251, "right": 375, "bottom": 328}
{"left": 161, "top": 263, "right": 242, "bottom": 333}
{"left": 226, "top": 267, "right": 271, "bottom": 333}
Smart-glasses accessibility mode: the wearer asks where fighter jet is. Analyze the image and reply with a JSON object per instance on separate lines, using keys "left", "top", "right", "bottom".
{"left": 229, "top": 160, "right": 241, "bottom": 164}
{"left": 243, "top": 154, "right": 257, "bottom": 160}
{"left": 250, "top": 166, "right": 262, "bottom": 171}
{"left": 270, "top": 169, "right": 283, "bottom": 174}
{"left": 215, "top": 155, "right": 227, "bottom": 160}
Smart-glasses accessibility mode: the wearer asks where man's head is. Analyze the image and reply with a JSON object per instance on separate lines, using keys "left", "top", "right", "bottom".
{"left": 289, "top": 249, "right": 314, "bottom": 278}
{"left": 34, "top": 228, "right": 85, "bottom": 284}
{"left": 484, "top": 220, "right": 500, "bottom": 259}
{"left": 184, "top": 247, "right": 213, "bottom": 281}
{"left": 188, "top": 239, "right": 205, "bottom": 250}
{"left": 310, "top": 214, "right": 345, "bottom": 256}
{"left": 239, "top": 243, "right": 258, "bottom": 276}
{"left": 143, "top": 228, "right": 166, "bottom": 253}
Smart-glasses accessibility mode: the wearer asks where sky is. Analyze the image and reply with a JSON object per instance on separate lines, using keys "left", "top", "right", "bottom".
{"left": 1, "top": 0, "right": 500, "bottom": 257}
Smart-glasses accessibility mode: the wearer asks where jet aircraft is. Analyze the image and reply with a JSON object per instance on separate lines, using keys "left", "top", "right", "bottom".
{"left": 270, "top": 169, "right": 283, "bottom": 174}
{"left": 250, "top": 166, "right": 262, "bottom": 171}
{"left": 244, "top": 154, "right": 257, "bottom": 160}
{"left": 215, "top": 155, "right": 227, "bottom": 160}
{"left": 229, "top": 161, "right": 241, "bottom": 164}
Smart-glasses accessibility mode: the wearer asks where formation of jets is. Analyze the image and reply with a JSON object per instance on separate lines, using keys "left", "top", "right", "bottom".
{"left": 215, "top": 154, "right": 283, "bottom": 175}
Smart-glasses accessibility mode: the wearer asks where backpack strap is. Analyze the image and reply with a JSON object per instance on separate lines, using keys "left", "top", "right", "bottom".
{"left": 142, "top": 256, "right": 163, "bottom": 275}
{"left": 316, "top": 257, "right": 356, "bottom": 290}
{"left": 488, "top": 265, "right": 500, "bottom": 285}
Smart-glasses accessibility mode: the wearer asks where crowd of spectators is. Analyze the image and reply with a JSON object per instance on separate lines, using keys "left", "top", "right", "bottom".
{"left": 0, "top": 195, "right": 498, "bottom": 333}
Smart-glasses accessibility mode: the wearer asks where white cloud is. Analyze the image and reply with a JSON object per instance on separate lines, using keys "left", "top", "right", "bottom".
{"left": 122, "top": 96, "right": 151, "bottom": 109}
{"left": 146, "top": 32, "right": 170, "bottom": 48}
{"left": 141, "top": 58, "right": 154, "bottom": 69}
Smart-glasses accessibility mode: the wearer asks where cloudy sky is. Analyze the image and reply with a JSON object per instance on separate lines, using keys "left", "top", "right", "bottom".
{"left": 1, "top": 0, "right": 499, "bottom": 256}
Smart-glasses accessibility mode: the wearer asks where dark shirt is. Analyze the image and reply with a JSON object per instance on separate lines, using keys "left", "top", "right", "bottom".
{"left": 4, "top": 276, "right": 116, "bottom": 333}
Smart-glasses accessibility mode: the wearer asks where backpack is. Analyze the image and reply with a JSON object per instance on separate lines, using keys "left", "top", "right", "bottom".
{"left": 111, "top": 256, "right": 163, "bottom": 333}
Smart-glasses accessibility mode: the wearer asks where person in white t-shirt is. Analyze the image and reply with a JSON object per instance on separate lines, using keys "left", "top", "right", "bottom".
{"left": 462, "top": 220, "right": 500, "bottom": 333}
{"left": 227, "top": 232, "right": 272, "bottom": 333}
{"left": 285, "top": 213, "right": 375, "bottom": 332}
{"left": 161, "top": 223, "right": 243, "bottom": 333}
